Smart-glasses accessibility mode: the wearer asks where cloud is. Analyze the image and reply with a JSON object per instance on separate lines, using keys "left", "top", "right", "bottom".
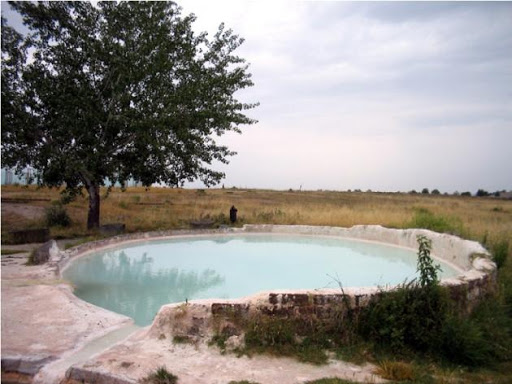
{"left": 4, "top": 1, "right": 511, "bottom": 191}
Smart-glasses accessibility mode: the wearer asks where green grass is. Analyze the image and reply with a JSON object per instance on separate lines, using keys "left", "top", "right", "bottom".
{"left": 406, "top": 207, "right": 466, "bottom": 236}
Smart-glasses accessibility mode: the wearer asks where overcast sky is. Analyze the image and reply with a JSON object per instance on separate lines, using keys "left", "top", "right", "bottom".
{"left": 3, "top": 2, "right": 511, "bottom": 193}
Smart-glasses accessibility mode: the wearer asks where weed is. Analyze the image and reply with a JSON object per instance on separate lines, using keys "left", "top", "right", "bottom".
{"left": 492, "top": 239, "right": 509, "bottom": 269}
{"left": 416, "top": 235, "right": 441, "bottom": 287}
{"left": 140, "top": 366, "right": 178, "bottom": 384}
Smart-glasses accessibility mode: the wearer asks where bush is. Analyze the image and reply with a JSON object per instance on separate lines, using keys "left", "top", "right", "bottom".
{"left": 440, "top": 314, "right": 494, "bottom": 366}
{"left": 359, "top": 282, "right": 448, "bottom": 353}
{"left": 45, "top": 202, "right": 71, "bottom": 227}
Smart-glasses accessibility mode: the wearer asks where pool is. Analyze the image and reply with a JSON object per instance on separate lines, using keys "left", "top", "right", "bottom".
{"left": 62, "top": 233, "right": 460, "bottom": 326}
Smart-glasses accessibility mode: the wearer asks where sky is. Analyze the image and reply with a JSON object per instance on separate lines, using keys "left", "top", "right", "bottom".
{"left": 3, "top": 1, "right": 512, "bottom": 193}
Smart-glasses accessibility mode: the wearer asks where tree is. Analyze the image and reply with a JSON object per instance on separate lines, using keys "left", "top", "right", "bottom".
{"left": 421, "top": 188, "right": 430, "bottom": 194}
{"left": 476, "top": 189, "right": 489, "bottom": 197}
{"left": 1, "top": 2, "right": 257, "bottom": 229}
{"left": 431, "top": 189, "right": 440, "bottom": 195}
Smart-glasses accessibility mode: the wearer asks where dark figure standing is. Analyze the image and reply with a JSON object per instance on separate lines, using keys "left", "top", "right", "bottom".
{"left": 230, "top": 206, "right": 238, "bottom": 223}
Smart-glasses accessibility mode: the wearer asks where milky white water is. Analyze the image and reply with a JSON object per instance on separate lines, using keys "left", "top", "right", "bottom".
{"left": 63, "top": 234, "right": 459, "bottom": 325}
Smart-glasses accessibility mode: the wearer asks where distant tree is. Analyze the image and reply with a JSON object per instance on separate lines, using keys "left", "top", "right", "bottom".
{"left": 431, "top": 189, "right": 440, "bottom": 195}
{"left": 409, "top": 190, "right": 418, "bottom": 194}
{"left": 421, "top": 188, "right": 430, "bottom": 194}
{"left": 476, "top": 189, "right": 489, "bottom": 197}
{"left": 461, "top": 192, "right": 472, "bottom": 197}
{"left": 1, "top": 2, "right": 257, "bottom": 229}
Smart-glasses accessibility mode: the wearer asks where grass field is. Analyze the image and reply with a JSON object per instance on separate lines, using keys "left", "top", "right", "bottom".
{"left": 2, "top": 185, "right": 511, "bottom": 245}
{"left": 1, "top": 185, "right": 512, "bottom": 383}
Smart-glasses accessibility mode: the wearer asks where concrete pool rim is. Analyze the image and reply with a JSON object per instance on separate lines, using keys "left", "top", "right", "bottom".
{"left": 57, "top": 224, "right": 497, "bottom": 309}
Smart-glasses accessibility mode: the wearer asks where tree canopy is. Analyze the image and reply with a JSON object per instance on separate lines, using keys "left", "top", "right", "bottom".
{"left": 1, "top": 1, "right": 257, "bottom": 228}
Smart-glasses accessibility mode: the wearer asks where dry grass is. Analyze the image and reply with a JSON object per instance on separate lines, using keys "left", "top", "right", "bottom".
{"left": 375, "top": 360, "right": 415, "bottom": 381}
{"left": 2, "top": 185, "right": 511, "bottom": 246}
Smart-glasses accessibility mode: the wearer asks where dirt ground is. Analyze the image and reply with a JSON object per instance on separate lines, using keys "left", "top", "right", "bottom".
{"left": 1, "top": 203, "right": 45, "bottom": 222}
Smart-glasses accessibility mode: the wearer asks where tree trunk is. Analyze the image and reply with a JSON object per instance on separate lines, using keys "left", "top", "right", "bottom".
{"left": 86, "top": 182, "right": 100, "bottom": 230}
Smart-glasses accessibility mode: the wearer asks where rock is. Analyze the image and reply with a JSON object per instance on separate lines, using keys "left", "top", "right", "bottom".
{"left": 1, "top": 355, "right": 55, "bottom": 376}
{"left": 31, "top": 240, "right": 59, "bottom": 265}
{"left": 99, "top": 223, "right": 125, "bottom": 236}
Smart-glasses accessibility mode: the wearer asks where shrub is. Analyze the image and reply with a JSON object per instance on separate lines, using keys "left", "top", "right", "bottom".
{"left": 45, "top": 202, "right": 71, "bottom": 227}
{"left": 359, "top": 282, "right": 448, "bottom": 353}
{"left": 440, "top": 314, "right": 494, "bottom": 366}
{"left": 359, "top": 236, "right": 446, "bottom": 353}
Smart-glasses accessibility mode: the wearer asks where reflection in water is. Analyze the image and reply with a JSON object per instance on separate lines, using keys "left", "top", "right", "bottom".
{"left": 66, "top": 251, "right": 224, "bottom": 326}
